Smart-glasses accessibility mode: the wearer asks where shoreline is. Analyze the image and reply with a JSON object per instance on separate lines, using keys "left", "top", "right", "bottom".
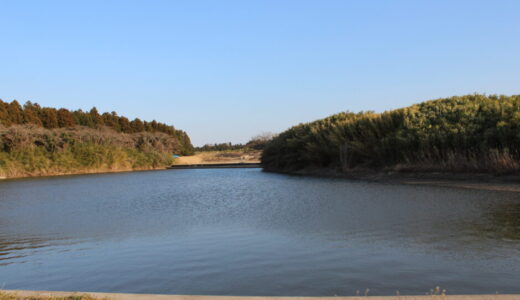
{"left": 0, "top": 166, "right": 172, "bottom": 181}
{"left": 0, "top": 151, "right": 262, "bottom": 180}
{"left": 2, "top": 164, "right": 520, "bottom": 193}
{"left": 168, "top": 162, "right": 261, "bottom": 169}
{"left": 2, "top": 290, "right": 520, "bottom": 300}
{"left": 0, "top": 161, "right": 262, "bottom": 181}
{"left": 263, "top": 167, "right": 520, "bottom": 193}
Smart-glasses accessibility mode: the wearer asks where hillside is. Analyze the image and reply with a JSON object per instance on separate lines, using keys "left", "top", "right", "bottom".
{"left": 262, "top": 94, "right": 520, "bottom": 175}
{"left": 0, "top": 99, "right": 194, "bottom": 178}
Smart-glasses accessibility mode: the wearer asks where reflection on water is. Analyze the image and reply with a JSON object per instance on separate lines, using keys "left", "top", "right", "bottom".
{"left": 0, "top": 237, "right": 46, "bottom": 266}
{"left": 478, "top": 201, "right": 520, "bottom": 241}
{"left": 0, "top": 169, "right": 519, "bottom": 296}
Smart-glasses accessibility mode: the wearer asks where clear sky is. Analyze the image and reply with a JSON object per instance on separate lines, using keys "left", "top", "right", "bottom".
{"left": 1, "top": 1, "right": 519, "bottom": 146}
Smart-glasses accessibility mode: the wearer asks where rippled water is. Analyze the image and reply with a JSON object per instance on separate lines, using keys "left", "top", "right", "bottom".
{"left": 0, "top": 169, "right": 519, "bottom": 296}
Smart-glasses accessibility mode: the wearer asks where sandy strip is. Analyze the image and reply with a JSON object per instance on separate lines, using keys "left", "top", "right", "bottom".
{"left": 3, "top": 290, "right": 520, "bottom": 300}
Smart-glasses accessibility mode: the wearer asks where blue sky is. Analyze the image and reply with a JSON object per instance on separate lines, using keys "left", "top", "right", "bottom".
{"left": 1, "top": 1, "right": 519, "bottom": 146}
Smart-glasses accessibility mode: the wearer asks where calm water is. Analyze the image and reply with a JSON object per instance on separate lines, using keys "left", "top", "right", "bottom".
{"left": 0, "top": 169, "right": 519, "bottom": 296}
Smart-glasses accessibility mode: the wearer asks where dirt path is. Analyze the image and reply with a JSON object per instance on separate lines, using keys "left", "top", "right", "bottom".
{"left": 174, "top": 151, "right": 261, "bottom": 165}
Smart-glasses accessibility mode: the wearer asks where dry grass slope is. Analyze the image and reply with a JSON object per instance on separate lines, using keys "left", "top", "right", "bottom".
{"left": 0, "top": 125, "right": 181, "bottom": 178}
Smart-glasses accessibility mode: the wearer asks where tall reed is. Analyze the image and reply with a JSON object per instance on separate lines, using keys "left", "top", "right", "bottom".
{"left": 262, "top": 94, "right": 520, "bottom": 174}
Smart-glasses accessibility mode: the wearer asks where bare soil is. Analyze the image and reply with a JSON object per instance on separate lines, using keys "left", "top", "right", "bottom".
{"left": 174, "top": 151, "right": 261, "bottom": 165}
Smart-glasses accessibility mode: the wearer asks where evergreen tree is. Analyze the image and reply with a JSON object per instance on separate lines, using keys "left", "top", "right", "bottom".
{"left": 0, "top": 100, "right": 12, "bottom": 126}
{"left": 118, "top": 116, "right": 132, "bottom": 133}
{"left": 89, "top": 107, "right": 104, "bottom": 127}
{"left": 23, "top": 101, "right": 43, "bottom": 125}
{"left": 41, "top": 108, "right": 59, "bottom": 128}
{"left": 131, "top": 118, "right": 145, "bottom": 132}
{"left": 57, "top": 108, "right": 76, "bottom": 127}
{"left": 7, "top": 100, "right": 24, "bottom": 124}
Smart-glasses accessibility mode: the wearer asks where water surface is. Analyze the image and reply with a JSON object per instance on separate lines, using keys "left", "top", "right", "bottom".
{"left": 0, "top": 169, "right": 519, "bottom": 296}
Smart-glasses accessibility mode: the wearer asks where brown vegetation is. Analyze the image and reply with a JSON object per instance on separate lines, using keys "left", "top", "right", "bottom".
{"left": 0, "top": 98, "right": 195, "bottom": 178}
{"left": 0, "top": 99, "right": 193, "bottom": 155}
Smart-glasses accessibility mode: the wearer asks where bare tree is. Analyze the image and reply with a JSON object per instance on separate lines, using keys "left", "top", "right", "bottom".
{"left": 246, "top": 132, "right": 277, "bottom": 150}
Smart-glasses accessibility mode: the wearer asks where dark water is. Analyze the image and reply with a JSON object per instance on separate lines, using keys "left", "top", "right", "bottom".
{"left": 0, "top": 169, "right": 519, "bottom": 296}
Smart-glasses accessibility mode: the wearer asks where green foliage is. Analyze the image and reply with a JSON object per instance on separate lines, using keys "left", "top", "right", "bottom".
{"left": 262, "top": 94, "right": 520, "bottom": 173}
{"left": 0, "top": 126, "right": 175, "bottom": 178}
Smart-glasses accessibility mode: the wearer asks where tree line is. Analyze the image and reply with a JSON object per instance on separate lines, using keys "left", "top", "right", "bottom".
{"left": 196, "top": 142, "right": 246, "bottom": 152}
{"left": 262, "top": 94, "right": 520, "bottom": 173}
{"left": 0, "top": 99, "right": 193, "bottom": 155}
{"left": 195, "top": 133, "right": 276, "bottom": 152}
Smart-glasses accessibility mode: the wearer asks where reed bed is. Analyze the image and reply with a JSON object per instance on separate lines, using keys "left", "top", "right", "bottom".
{"left": 262, "top": 94, "right": 520, "bottom": 174}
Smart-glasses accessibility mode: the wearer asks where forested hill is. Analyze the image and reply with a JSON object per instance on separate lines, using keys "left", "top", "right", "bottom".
{"left": 0, "top": 99, "right": 193, "bottom": 153}
{"left": 262, "top": 94, "right": 520, "bottom": 174}
{"left": 0, "top": 99, "right": 194, "bottom": 178}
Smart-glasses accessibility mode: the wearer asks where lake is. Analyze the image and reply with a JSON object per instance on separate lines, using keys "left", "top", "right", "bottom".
{"left": 0, "top": 168, "right": 519, "bottom": 296}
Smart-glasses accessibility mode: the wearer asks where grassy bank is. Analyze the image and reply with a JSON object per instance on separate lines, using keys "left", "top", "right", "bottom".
{"left": 0, "top": 99, "right": 195, "bottom": 179}
{"left": 0, "top": 125, "right": 182, "bottom": 179}
{"left": 262, "top": 94, "right": 520, "bottom": 175}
